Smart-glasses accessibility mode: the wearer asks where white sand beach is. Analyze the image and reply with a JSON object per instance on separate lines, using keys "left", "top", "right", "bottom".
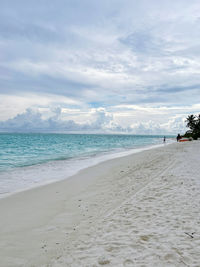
{"left": 0, "top": 141, "right": 200, "bottom": 267}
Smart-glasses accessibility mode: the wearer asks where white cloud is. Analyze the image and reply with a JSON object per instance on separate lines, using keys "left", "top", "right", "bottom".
{"left": 0, "top": 105, "right": 191, "bottom": 135}
{"left": 0, "top": 93, "right": 82, "bottom": 121}
{"left": 0, "top": 108, "right": 115, "bottom": 133}
{"left": 161, "top": 116, "right": 187, "bottom": 134}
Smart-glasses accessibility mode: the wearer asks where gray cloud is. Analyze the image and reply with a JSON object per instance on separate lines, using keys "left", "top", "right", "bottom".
{"left": 119, "top": 31, "right": 168, "bottom": 56}
{"left": 0, "top": 0, "right": 200, "bottom": 133}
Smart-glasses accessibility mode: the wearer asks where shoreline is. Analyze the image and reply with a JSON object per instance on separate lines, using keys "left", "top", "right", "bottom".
{"left": 0, "top": 139, "right": 174, "bottom": 199}
{"left": 1, "top": 141, "right": 199, "bottom": 266}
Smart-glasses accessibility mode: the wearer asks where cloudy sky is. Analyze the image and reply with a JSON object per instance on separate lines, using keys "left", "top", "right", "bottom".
{"left": 0, "top": 0, "right": 200, "bottom": 134}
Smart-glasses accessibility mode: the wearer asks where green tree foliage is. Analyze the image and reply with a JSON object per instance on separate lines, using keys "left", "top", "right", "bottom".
{"left": 185, "top": 114, "right": 200, "bottom": 139}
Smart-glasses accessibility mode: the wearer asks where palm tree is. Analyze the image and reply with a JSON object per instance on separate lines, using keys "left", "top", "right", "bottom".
{"left": 186, "top": 115, "right": 196, "bottom": 131}
{"left": 185, "top": 114, "right": 200, "bottom": 139}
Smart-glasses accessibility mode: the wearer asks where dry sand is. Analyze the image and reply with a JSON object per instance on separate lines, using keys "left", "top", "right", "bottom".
{"left": 0, "top": 141, "right": 200, "bottom": 267}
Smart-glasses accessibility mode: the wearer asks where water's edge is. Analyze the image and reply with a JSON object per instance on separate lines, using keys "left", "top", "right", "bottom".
{"left": 0, "top": 140, "right": 175, "bottom": 199}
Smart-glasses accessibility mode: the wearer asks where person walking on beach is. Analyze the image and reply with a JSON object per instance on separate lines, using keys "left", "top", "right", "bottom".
{"left": 177, "top": 134, "right": 181, "bottom": 142}
{"left": 163, "top": 136, "right": 166, "bottom": 143}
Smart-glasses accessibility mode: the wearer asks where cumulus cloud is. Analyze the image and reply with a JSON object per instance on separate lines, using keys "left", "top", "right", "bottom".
{"left": 0, "top": 107, "right": 188, "bottom": 134}
{"left": 161, "top": 116, "right": 188, "bottom": 134}
{"left": 0, "top": 108, "right": 116, "bottom": 133}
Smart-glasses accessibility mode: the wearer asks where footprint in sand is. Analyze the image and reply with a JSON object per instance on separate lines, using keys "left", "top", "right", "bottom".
{"left": 98, "top": 257, "right": 110, "bottom": 265}
{"left": 123, "top": 259, "right": 134, "bottom": 266}
{"left": 140, "top": 235, "right": 150, "bottom": 241}
{"left": 164, "top": 253, "right": 178, "bottom": 262}
{"left": 105, "top": 246, "right": 120, "bottom": 252}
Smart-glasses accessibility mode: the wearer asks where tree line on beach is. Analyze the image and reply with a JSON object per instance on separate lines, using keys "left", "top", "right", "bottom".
{"left": 184, "top": 114, "right": 200, "bottom": 140}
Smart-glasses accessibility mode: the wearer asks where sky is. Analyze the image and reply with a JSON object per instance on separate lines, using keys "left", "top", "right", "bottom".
{"left": 0, "top": 0, "right": 200, "bottom": 134}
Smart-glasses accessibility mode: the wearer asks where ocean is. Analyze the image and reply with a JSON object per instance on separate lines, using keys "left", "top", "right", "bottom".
{"left": 0, "top": 133, "right": 174, "bottom": 198}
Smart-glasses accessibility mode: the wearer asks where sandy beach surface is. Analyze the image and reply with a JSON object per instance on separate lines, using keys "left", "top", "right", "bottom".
{"left": 0, "top": 141, "right": 200, "bottom": 267}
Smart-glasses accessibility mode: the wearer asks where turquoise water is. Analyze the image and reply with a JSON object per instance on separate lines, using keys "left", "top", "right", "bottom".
{"left": 0, "top": 133, "right": 173, "bottom": 172}
{"left": 0, "top": 133, "right": 174, "bottom": 197}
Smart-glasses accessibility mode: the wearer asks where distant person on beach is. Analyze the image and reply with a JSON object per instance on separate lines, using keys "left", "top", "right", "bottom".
{"left": 177, "top": 134, "right": 181, "bottom": 142}
{"left": 163, "top": 136, "right": 166, "bottom": 143}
